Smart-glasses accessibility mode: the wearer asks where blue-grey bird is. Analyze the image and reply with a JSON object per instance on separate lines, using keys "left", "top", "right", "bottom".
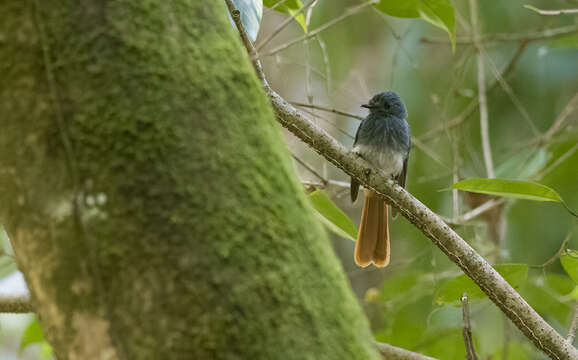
{"left": 351, "top": 91, "right": 411, "bottom": 267}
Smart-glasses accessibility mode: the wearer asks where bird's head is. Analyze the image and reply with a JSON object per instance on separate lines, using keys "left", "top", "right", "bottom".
{"left": 361, "top": 91, "right": 408, "bottom": 119}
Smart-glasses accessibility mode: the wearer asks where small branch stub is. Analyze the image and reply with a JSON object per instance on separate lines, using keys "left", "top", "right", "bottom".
{"left": 461, "top": 294, "right": 479, "bottom": 360}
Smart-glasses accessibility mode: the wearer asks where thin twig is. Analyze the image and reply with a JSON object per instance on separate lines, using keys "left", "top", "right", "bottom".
{"left": 256, "top": 0, "right": 317, "bottom": 52}
{"left": 482, "top": 48, "right": 539, "bottom": 136}
{"left": 567, "top": 302, "right": 578, "bottom": 344}
{"left": 461, "top": 295, "right": 479, "bottom": 360}
{"left": 292, "top": 102, "right": 363, "bottom": 119}
{"left": 419, "top": 41, "right": 528, "bottom": 143}
{"left": 411, "top": 138, "right": 451, "bottom": 170}
{"left": 525, "top": 6, "right": 578, "bottom": 16}
{"left": 269, "top": 0, "right": 291, "bottom": 11}
{"left": 531, "top": 229, "right": 574, "bottom": 268}
{"left": 304, "top": 1, "right": 318, "bottom": 106}
{"left": 299, "top": 108, "right": 355, "bottom": 139}
{"left": 544, "top": 93, "right": 578, "bottom": 142}
{"left": 259, "top": 0, "right": 379, "bottom": 58}
{"left": 376, "top": 342, "right": 439, "bottom": 360}
{"left": 533, "top": 143, "right": 578, "bottom": 180}
{"left": 444, "top": 197, "right": 505, "bottom": 226}
{"left": 301, "top": 179, "right": 350, "bottom": 189}
{"left": 292, "top": 153, "right": 328, "bottom": 185}
{"left": 421, "top": 24, "right": 578, "bottom": 45}
{"left": 470, "top": 0, "right": 494, "bottom": 178}
{"left": 0, "top": 295, "right": 33, "bottom": 313}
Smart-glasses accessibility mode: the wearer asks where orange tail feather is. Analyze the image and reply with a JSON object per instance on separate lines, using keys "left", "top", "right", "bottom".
{"left": 354, "top": 189, "right": 390, "bottom": 267}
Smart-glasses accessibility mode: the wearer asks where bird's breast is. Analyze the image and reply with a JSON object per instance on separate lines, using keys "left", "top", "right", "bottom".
{"left": 353, "top": 143, "right": 404, "bottom": 178}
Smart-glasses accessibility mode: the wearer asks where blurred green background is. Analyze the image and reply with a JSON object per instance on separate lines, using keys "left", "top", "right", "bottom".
{"left": 258, "top": 0, "right": 578, "bottom": 358}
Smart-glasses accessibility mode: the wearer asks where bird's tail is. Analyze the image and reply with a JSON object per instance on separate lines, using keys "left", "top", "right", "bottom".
{"left": 354, "top": 189, "right": 390, "bottom": 267}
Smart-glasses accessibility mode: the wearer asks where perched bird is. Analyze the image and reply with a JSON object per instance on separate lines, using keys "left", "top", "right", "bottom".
{"left": 351, "top": 91, "right": 411, "bottom": 267}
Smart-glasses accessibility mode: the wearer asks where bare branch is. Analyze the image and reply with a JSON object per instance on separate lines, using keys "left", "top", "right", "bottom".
{"left": 544, "top": 93, "right": 578, "bottom": 142}
{"left": 291, "top": 102, "right": 363, "bottom": 120}
{"left": 461, "top": 295, "right": 479, "bottom": 360}
{"left": 292, "top": 153, "right": 328, "bottom": 186}
{"left": 444, "top": 198, "right": 505, "bottom": 225}
{"left": 0, "top": 294, "right": 33, "bottom": 313}
{"left": 525, "top": 6, "right": 578, "bottom": 16}
{"left": 531, "top": 228, "right": 574, "bottom": 269}
{"left": 256, "top": 0, "right": 317, "bottom": 52}
{"left": 376, "top": 342, "right": 439, "bottom": 360}
{"left": 421, "top": 24, "right": 578, "bottom": 45}
{"left": 534, "top": 143, "right": 578, "bottom": 180}
{"left": 470, "top": 0, "right": 494, "bottom": 178}
{"left": 419, "top": 41, "right": 528, "bottom": 143}
{"left": 567, "top": 302, "right": 578, "bottom": 344}
{"left": 259, "top": 0, "right": 379, "bottom": 58}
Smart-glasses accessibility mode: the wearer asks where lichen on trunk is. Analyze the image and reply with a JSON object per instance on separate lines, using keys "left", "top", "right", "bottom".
{"left": 0, "top": 1, "right": 379, "bottom": 359}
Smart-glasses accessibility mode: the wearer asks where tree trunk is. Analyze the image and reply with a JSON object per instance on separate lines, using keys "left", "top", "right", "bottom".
{"left": 0, "top": 1, "right": 379, "bottom": 359}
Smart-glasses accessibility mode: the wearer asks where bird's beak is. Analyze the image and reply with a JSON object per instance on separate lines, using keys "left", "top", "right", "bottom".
{"left": 361, "top": 104, "right": 372, "bottom": 109}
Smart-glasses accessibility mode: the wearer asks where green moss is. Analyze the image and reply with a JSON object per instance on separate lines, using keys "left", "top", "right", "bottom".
{"left": 0, "top": 1, "right": 379, "bottom": 359}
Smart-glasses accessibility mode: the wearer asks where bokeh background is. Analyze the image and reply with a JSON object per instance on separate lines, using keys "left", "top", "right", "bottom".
{"left": 259, "top": 0, "right": 578, "bottom": 358}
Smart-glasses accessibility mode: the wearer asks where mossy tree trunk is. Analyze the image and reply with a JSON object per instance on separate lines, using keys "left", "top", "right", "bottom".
{"left": 0, "top": 1, "right": 379, "bottom": 359}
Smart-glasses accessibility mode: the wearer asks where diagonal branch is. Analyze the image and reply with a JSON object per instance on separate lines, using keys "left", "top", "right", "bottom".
{"left": 376, "top": 342, "right": 439, "bottom": 360}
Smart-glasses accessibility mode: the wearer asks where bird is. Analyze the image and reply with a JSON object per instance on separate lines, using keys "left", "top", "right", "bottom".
{"left": 351, "top": 91, "right": 411, "bottom": 267}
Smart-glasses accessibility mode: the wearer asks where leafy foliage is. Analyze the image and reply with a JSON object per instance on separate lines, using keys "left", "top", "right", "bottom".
{"left": 20, "top": 317, "right": 53, "bottom": 359}
{"left": 263, "top": 0, "right": 307, "bottom": 32}
{"left": 375, "top": 0, "right": 455, "bottom": 50}
{"left": 452, "top": 178, "right": 562, "bottom": 202}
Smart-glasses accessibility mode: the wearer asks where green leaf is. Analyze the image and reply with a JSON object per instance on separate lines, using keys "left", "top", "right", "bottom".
{"left": 263, "top": 0, "right": 307, "bottom": 33}
{"left": 545, "top": 273, "right": 575, "bottom": 296}
{"left": 309, "top": 190, "right": 357, "bottom": 241}
{"left": 452, "top": 178, "right": 562, "bottom": 202}
{"left": 561, "top": 249, "right": 578, "bottom": 283}
{"left": 522, "top": 5, "right": 541, "bottom": 13}
{"left": 435, "top": 264, "right": 528, "bottom": 304}
{"left": 264, "top": 0, "right": 301, "bottom": 10}
{"left": 376, "top": 0, "right": 455, "bottom": 51}
{"left": 20, "top": 317, "right": 45, "bottom": 352}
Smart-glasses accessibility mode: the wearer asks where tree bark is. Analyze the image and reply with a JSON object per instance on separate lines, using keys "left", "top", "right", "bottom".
{"left": 0, "top": 1, "right": 380, "bottom": 359}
